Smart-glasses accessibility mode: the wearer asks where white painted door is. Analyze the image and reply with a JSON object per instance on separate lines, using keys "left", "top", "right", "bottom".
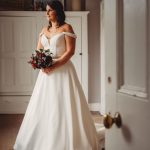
{"left": 103, "top": 0, "right": 150, "bottom": 149}
{"left": 0, "top": 12, "right": 89, "bottom": 113}
{"left": 0, "top": 17, "right": 37, "bottom": 95}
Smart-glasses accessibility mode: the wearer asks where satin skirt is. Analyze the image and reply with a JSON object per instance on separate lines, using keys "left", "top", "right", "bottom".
{"left": 13, "top": 61, "right": 100, "bottom": 150}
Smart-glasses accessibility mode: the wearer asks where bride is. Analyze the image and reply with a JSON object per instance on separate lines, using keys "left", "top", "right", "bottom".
{"left": 13, "top": 0, "right": 100, "bottom": 150}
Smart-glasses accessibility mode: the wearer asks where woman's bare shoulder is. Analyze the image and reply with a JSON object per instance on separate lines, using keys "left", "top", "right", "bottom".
{"left": 63, "top": 23, "right": 74, "bottom": 33}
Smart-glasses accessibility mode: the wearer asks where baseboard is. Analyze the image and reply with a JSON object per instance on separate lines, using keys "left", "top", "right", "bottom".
{"left": 88, "top": 103, "right": 101, "bottom": 112}
{"left": 0, "top": 96, "right": 29, "bottom": 114}
{"left": 0, "top": 96, "right": 101, "bottom": 114}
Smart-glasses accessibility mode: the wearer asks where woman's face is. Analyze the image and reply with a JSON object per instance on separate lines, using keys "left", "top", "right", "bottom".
{"left": 46, "top": 5, "right": 57, "bottom": 21}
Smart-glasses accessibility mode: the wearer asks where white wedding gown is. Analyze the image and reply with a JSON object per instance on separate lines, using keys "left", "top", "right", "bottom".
{"left": 13, "top": 32, "right": 100, "bottom": 150}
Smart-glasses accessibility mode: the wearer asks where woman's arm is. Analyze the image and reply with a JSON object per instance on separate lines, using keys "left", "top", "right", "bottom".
{"left": 54, "top": 24, "right": 76, "bottom": 65}
{"left": 43, "top": 24, "right": 76, "bottom": 74}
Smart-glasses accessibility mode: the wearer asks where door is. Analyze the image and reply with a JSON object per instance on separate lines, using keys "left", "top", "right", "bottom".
{"left": 0, "top": 17, "right": 37, "bottom": 95}
{"left": 103, "top": 0, "right": 150, "bottom": 149}
{"left": 0, "top": 12, "right": 89, "bottom": 113}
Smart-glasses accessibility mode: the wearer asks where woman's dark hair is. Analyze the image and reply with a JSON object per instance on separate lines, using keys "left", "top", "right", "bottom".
{"left": 47, "top": 0, "right": 66, "bottom": 30}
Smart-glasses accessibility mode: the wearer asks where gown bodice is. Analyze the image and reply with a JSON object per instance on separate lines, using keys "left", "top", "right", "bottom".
{"left": 40, "top": 32, "right": 77, "bottom": 58}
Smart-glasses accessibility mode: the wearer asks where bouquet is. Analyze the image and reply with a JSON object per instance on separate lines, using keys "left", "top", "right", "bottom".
{"left": 28, "top": 49, "right": 53, "bottom": 69}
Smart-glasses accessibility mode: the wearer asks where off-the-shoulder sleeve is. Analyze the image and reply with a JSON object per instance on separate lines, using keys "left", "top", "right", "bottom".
{"left": 63, "top": 32, "right": 77, "bottom": 38}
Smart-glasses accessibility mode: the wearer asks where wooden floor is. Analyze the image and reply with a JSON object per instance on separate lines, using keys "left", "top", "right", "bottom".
{"left": 0, "top": 112, "right": 103, "bottom": 150}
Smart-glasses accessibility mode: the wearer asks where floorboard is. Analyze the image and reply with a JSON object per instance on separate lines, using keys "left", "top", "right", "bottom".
{"left": 0, "top": 112, "right": 103, "bottom": 150}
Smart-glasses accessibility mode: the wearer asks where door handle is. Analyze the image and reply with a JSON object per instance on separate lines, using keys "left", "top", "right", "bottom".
{"left": 103, "top": 112, "right": 122, "bottom": 129}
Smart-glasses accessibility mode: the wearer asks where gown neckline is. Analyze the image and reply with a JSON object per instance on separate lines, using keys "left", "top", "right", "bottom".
{"left": 42, "top": 32, "right": 76, "bottom": 46}
{"left": 42, "top": 32, "right": 64, "bottom": 45}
